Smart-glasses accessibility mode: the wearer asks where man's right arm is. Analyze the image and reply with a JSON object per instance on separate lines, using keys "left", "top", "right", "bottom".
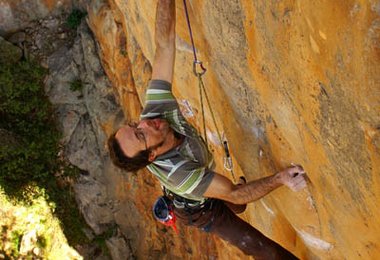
{"left": 151, "top": 0, "right": 176, "bottom": 83}
{"left": 141, "top": 1, "right": 177, "bottom": 119}
{"left": 203, "top": 165, "right": 307, "bottom": 205}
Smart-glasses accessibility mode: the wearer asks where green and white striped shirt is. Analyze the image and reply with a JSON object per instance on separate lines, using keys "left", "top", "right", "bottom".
{"left": 141, "top": 80, "right": 214, "bottom": 201}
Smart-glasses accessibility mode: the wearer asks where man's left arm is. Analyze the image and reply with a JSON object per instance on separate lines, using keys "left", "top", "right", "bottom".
{"left": 203, "top": 165, "right": 307, "bottom": 205}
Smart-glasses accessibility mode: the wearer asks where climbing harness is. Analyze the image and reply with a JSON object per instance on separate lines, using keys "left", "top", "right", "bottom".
{"left": 152, "top": 196, "right": 178, "bottom": 234}
{"left": 164, "top": 187, "right": 208, "bottom": 209}
{"left": 183, "top": 0, "right": 236, "bottom": 182}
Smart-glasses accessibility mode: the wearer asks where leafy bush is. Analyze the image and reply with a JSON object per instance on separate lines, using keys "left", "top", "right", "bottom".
{"left": 0, "top": 60, "right": 60, "bottom": 189}
{"left": 66, "top": 9, "right": 87, "bottom": 30}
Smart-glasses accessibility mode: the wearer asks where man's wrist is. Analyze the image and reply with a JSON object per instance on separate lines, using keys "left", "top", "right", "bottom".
{"left": 274, "top": 171, "right": 285, "bottom": 185}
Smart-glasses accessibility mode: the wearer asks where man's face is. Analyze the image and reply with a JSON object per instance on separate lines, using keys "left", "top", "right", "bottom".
{"left": 115, "top": 118, "right": 171, "bottom": 159}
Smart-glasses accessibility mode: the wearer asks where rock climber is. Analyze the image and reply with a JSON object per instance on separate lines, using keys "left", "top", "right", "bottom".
{"left": 108, "top": 0, "right": 306, "bottom": 259}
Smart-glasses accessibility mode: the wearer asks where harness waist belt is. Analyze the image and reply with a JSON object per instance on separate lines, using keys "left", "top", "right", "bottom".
{"left": 163, "top": 187, "right": 208, "bottom": 209}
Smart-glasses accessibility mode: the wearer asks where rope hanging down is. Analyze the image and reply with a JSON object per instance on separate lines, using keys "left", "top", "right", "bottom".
{"left": 182, "top": 0, "right": 236, "bottom": 182}
{"left": 182, "top": 0, "right": 206, "bottom": 76}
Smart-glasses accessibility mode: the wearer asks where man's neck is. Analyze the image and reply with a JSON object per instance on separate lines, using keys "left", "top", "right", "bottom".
{"left": 156, "top": 130, "right": 184, "bottom": 157}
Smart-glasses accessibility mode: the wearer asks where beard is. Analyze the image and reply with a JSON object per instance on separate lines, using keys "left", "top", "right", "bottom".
{"left": 148, "top": 119, "right": 172, "bottom": 149}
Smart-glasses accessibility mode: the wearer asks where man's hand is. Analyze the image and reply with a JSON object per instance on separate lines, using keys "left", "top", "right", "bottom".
{"left": 277, "top": 165, "right": 307, "bottom": 192}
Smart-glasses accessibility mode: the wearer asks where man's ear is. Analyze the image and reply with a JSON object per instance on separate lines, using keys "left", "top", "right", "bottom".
{"left": 148, "top": 151, "right": 157, "bottom": 162}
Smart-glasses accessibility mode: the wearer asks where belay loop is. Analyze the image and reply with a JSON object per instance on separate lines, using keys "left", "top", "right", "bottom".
{"left": 183, "top": 0, "right": 236, "bottom": 182}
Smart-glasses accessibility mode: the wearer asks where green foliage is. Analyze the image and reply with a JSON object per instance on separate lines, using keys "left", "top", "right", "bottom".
{"left": 93, "top": 226, "right": 117, "bottom": 256}
{"left": 36, "top": 235, "right": 47, "bottom": 249}
{"left": 0, "top": 38, "right": 23, "bottom": 64}
{"left": 66, "top": 9, "right": 87, "bottom": 30}
{"left": 0, "top": 186, "right": 85, "bottom": 258}
{"left": 47, "top": 175, "right": 90, "bottom": 246}
{"left": 0, "top": 60, "right": 59, "bottom": 190}
{"left": 9, "top": 230, "right": 22, "bottom": 258}
{"left": 0, "top": 58, "right": 89, "bottom": 250}
{"left": 69, "top": 79, "right": 83, "bottom": 92}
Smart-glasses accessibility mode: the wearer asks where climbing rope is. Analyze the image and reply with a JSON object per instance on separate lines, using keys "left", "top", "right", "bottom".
{"left": 183, "top": 0, "right": 236, "bottom": 182}
{"left": 182, "top": 0, "right": 206, "bottom": 75}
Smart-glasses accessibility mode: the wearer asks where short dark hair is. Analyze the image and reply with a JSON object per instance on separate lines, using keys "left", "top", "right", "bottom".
{"left": 108, "top": 131, "right": 151, "bottom": 172}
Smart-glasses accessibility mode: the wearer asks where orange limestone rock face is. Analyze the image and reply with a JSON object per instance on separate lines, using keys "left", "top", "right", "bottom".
{"left": 87, "top": 0, "right": 380, "bottom": 259}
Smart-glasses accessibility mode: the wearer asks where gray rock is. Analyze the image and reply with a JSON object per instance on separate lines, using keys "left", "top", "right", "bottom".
{"left": 8, "top": 31, "right": 26, "bottom": 45}
{"left": 74, "top": 176, "right": 114, "bottom": 234}
{"left": 66, "top": 115, "right": 103, "bottom": 173}
{"left": 34, "top": 34, "right": 44, "bottom": 49}
{"left": 46, "top": 45, "right": 73, "bottom": 74}
{"left": 77, "top": 22, "right": 104, "bottom": 84}
{"left": 0, "top": 0, "right": 73, "bottom": 35}
{"left": 106, "top": 232, "right": 133, "bottom": 260}
{"left": 45, "top": 21, "right": 120, "bottom": 238}
{"left": 58, "top": 32, "right": 67, "bottom": 39}
{"left": 55, "top": 104, "right": 86, "bottom": 144}
{"left": 42, "top": 18, "right": 60, "bottom": 30}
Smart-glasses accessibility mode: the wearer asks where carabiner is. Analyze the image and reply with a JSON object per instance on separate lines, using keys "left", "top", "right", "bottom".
{"left": 193, "top": 60, "right": 207, "bottom": 76}
{"left": 223, "top": 141, "right": 233, "bottom": 171}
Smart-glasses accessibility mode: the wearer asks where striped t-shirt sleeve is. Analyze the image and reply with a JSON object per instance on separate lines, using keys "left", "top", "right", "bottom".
{"left": 140, "top": 80, "right": 178, "bottom": 119}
